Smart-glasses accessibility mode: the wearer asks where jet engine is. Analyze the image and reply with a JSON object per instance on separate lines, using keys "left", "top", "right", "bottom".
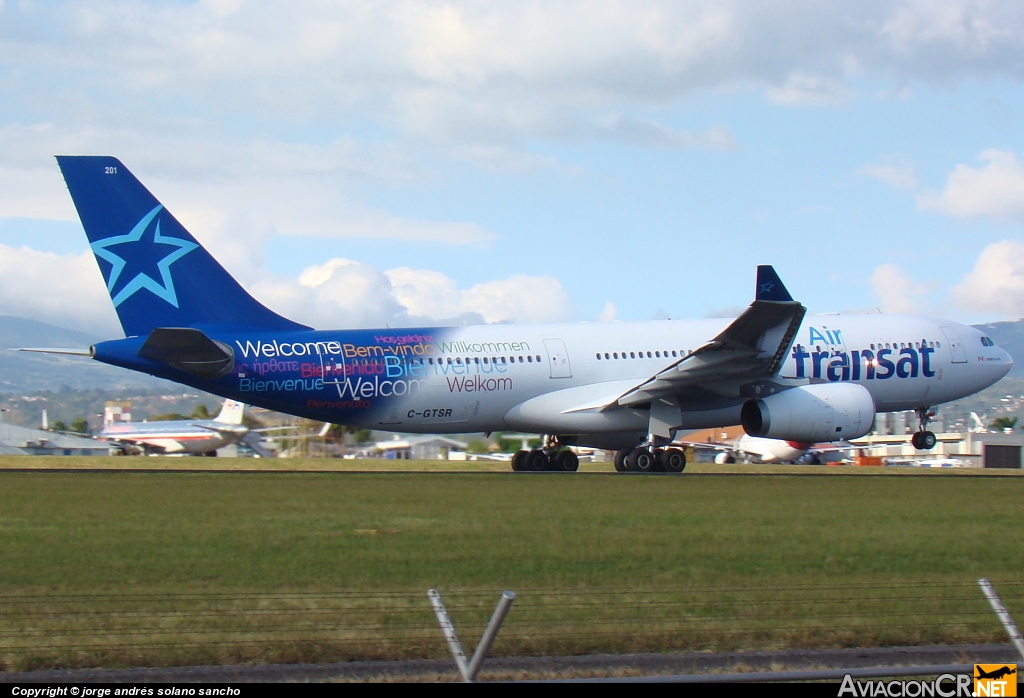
{"left": 741, "top": 383, "right": 875, "bottom": 443}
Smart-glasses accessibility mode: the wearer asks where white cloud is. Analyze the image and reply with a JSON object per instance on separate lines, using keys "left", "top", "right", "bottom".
{"left": 4, "top": 1, "right": 1024, "bottom": 332}
{"left": 448, "top": 145, "right": 562, "bottom": 174}
{"left": 458, "top": 274, "right": 571, "bottom": 325}
{"left": 880, "top": 1, "right": 1019, "bottom": 72}
{"left": 0, "top": 243, "right": 121, "bottom": 335}
{"left": 0, "top": 124, "right": 84, "bottom": 221}
{"left": 857, "top": 163, "right": 918, "bottom": 190}
{"left": 0, "top": 245, "right": 573, "bottom": 333}
{"left": 597, "top": 302, "right": 617, "bottom": 322}
{"left": 918, "top": 149, "right": 1024, "bottom": 223}
{"left": 870, "top": 263, "right": 930, "bottom": 314}
{"left": 4, "top": 2, "right": 1024, "bottom": 148}
{"left": 264, "top": 259, "right": 570, "bottom": 328}
{"left": 951, "top": 240, "right": 1024, "bottom": 319}
{"left": 593, "top": 115, "right": 737, "bottom": 150}
{"left": 0, "top": 123, "right": 499, "bottom": 270}
{"left": 384, "top": 266, "right": 466, "bottom": 321}
{"left": 768, "top": 74, "right": 855, "bottom": 106}
{"left": 384, "top": 266, "right": 571, "bottom": 325}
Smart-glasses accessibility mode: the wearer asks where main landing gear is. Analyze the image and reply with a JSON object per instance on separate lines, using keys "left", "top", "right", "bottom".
{"left": 613, "top": 442, "right": 687, "bottom": 474}
{"left": 911, "top": 407, "right": 938, "bottom": 451}
{"left": 511, "top": 435, "right": 579, "bottom": 472}
{"left": 510, "top": 436, "right": 687, "bottom": 474}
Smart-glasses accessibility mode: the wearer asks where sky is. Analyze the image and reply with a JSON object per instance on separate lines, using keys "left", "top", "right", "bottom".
{"left": 1, "top": 0, "right": 1023, "bottom": 337}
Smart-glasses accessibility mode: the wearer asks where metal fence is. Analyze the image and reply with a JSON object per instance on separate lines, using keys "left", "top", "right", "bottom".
{"left": 1, "top": 580, "right": 1020, "bottom": 674}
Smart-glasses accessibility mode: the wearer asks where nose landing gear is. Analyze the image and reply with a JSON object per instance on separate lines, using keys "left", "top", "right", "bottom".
{"left": 912, "top": 407, "right": 938, "bottom": 450}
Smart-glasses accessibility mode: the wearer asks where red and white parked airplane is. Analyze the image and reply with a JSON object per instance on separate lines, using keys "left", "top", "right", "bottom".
{"left": 99, "top": 400, "right": 272, "bottom": 456}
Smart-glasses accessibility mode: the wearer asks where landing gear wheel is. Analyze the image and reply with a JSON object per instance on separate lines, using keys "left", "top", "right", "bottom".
{"left": 660, "top": 447, "right": 687, "bottom": 473}
{"left": 912, "top": 431, "right": 937, "bottom": 450}
{"left": 526, "top": 449, "right": 549, "bottom": 471}
{"left": 626, "top": 447, "right": 656, "bottom": 473}
{"left": 554, "top": 450, "right": 579, "bottom": 472}
{"left": 614, "top": 449, "right": 629, "bottom": 473}
{"left": 511, "top": 450, "right": 528, "bottom": 471}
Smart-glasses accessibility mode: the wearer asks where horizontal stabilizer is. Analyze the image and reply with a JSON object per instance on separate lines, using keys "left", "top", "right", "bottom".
{"left": 192, "top": 423, "right": 248, "bottom": 436}
{"left": 138, "top": 327, "right": 234, "bottom": 379}
{"left": 12, "top": 347, "right": 94, "bottom": 356}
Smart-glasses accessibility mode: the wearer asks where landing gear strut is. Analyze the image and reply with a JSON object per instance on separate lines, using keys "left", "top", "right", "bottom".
{"left": 911, "top": 407, "right": 938, "bottom": 450}
{"left": 511, "top": 435, "right": 579, "bottom": 472}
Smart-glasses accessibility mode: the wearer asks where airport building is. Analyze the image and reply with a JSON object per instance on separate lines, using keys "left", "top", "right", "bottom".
{"left": 971, "top": 432, "right": 1024, "bottom": 469}
{"left": 374, "top": 435, "right": 469, "bottom": 460}
{"left": 0, "top": 421, "right": 110, "bottom": 456}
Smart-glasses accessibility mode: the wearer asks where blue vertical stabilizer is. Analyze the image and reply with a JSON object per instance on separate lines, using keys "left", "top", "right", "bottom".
{"left": 56, "top": 156, "right": 310, "bottom": 337}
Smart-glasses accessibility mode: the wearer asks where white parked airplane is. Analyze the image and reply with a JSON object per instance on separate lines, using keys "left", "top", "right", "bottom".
{"left": 692, "top": 434, "right": 817, "bottom": 465}
{"left": 99, "top": 400, "right": 272, "bottom": 456}
{"left": 24, "top": 157, "right": 1015, "bottom": 473}
{"left": 675, "top": 431, "right": 854, "bottom": 465}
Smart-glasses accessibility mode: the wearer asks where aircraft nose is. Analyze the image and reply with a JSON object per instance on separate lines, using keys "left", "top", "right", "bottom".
{"left": 998, "top": 346, "right": 1014, "bottom": 378}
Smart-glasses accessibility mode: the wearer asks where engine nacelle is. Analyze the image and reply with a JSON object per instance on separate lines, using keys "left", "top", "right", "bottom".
{"left": 741, "top": 383, "right": 876, "bottom": 443}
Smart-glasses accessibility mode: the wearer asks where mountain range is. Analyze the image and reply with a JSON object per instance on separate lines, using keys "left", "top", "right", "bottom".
{"left": 0, "top": 316, "right": 173, "bottom": 393}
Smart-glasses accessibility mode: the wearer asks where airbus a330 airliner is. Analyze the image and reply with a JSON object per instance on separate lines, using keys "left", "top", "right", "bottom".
{"left": 25, "top": 157, "right": 1013, "bottom": 472}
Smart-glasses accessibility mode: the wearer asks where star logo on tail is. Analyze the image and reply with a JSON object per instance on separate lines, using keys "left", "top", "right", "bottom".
{"left": 91, "top": 205, "right": 198, "bottom": 308}
{"left": 759, "top": 281, "right": 775, "bottom": 296}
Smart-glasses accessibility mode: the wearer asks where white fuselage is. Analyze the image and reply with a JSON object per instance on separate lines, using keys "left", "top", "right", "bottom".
{"left": 100, "top": 419, "right": 244, "bottom": 455}
{"left": 259, "top": 314, "right": 1010, "bottom": 443}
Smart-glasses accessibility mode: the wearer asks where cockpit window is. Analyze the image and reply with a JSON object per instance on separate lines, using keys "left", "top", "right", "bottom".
{"left": 981, "top": 336, "right": 995, "bottom": 347}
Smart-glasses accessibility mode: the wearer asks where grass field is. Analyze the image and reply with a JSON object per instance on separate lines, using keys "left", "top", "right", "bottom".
{"left": 2, "top": 454, "right": 1022, "bottom": 475}
{"left": 1, "top": 463, "right": 1023, "bottom": 671}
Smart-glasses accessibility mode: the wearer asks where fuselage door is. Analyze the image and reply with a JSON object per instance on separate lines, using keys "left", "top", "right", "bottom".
{"left": 940, "top": 326, "right": 967, "bottom": 364}
{"left": 543, "top": 338, "right": 572, "bottom": 379}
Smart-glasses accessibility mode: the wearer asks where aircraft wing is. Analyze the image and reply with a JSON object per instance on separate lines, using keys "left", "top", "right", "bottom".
{"left": 611, "top": 266, "right": 806, "bottom": 409}
{"left": 97, "top": 434, "right": 172, "bottom": 453}
{"left": 191, "top": 423, "right": 249, "bottom": 437}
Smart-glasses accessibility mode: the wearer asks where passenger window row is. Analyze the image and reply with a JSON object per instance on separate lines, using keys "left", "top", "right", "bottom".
{"left": 864, "top": 340, "right": 940, "bottom": 351}
{"left": 595, "top": 349, "right": 690, "bottom": 360}
{"left": 420, "top": 355, "right": 542, "bottom": 365}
